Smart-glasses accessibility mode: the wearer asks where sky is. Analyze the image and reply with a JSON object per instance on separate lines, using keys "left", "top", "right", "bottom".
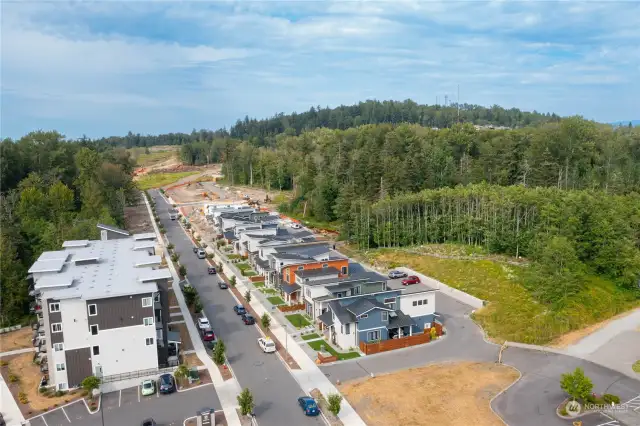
{"left": 1, "top": 1, "right": 639, "bottom": 139}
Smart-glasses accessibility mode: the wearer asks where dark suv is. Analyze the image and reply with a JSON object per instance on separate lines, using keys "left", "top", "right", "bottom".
{"left": 159, "top": 374, "right": 176, "bottom": 394}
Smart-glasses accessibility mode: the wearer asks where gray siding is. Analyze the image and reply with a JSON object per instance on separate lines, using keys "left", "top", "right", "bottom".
{"left": 47, "top": 298, "right": 64, "bottom": 344}
{"left": 156, "top": 278, "right": 170, "bottom": 366}
{"left": 87, "top": 293, "right": 154, "bottom": 331}
{"left": 65, "top": 347, "right": 92, "bottom": 388}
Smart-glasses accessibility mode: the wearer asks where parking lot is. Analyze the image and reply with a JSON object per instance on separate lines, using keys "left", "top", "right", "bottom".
{"left": 27, "top": 382, "right": 220, "bottom": 426}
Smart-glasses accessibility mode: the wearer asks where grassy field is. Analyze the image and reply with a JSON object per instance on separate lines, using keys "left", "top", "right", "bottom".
{"left": 352, "top": 245, "right": 639, "bottom": 344}
{"left": 285, "top": 314, "right": 311, "bottom": 329}
{"left": 129, "top": 147, "right": 177, "bottom": 167}
{"left": 267, "top": 296, "right": 285, "bottom": 306}
{"left": 137, "top": 172, "right": 198, "bottom": 190}
{"left": 301, "top": 333, "right": 321, "bottom": 341}
{"left": 253, "top": 281, "right": 265, "bottom": 288}
{"left": 307, "top": 340, "right": 360, "bottom": 360}
{"left": 260, "top": 288, "right": 278, "bottom": 296}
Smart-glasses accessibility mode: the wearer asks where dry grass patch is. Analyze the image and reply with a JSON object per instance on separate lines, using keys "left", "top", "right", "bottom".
{"left": 0, "top": 327, "right": 32, "bottom": 352}
{"left": 173, "top": 323, "right": 194, "bottom": 351}
{"left": 183, "top": 353, "right": 203, "bottom": 367}
{"left": 339, "top": 361, "right": 519, "bottom": 426}
{"left": 550, "top": 308, "right": 640, "bottom": 348}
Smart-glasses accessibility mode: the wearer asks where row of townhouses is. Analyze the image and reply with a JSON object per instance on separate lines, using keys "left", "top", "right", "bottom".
{"left": 28, "top": 224, "right": 180, "bottom": 391}
{"left": 208, "top": 205, "right": 439, "bottom": 350}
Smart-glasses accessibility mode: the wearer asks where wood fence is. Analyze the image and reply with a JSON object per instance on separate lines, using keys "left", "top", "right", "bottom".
{"left": 278, "top": 303, "right": 305, "bottom": 313}
{"left": 359, "top": 323, "right": 443, "bottom": 355}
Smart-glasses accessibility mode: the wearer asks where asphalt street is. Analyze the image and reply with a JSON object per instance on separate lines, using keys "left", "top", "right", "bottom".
{"left": 152, "top": 190, "right": 324, "bottom": 426}
{"left": 27, "top": 384, "right": 219, "bottom": 426}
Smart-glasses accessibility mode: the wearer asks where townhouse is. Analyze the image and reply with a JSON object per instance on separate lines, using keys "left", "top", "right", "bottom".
{"left": 28, "top": 224, "right": 179, "bottom": 391}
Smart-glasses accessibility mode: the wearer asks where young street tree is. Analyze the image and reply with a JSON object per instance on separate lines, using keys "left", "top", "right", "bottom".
{"left": 237, "top": 388, "right": 255, "bottom": 416}
{"left": 560, "top": 367, "right": 593, "bottom": 402}
{"left": 327, "top": 393, "right": 343, "bottom": 416}
{"left": 174, "top": 364, "right": 189, "bottom": 386}
{"left": 244, "top": 290, "right": 252, "bottom": 303}
{"left": 261, "top": 313, "right": 271, "bottom": 330}
{"left": 81, "top": 376, "right": 101, "bottom": 394}
{"left": 212, "top": 339, "right": 226, "bottom": 365}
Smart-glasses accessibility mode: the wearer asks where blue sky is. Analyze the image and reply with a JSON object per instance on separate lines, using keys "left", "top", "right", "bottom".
{"left": 2, "top": 1, "right": 639, "bottom": 139}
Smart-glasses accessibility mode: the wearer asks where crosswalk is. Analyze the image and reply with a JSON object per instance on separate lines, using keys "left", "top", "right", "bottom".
{"left": 595, "top": 420, "right": 621, "bottom": 426}
{"left": 624, "top": 395, "right": 640, "bottom": 412}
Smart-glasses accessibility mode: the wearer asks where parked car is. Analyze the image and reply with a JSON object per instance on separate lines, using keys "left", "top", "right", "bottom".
{"left": 198, "top": 316, "right": 210, "bottom": 330}
{"left": 201, "top": 327, "right": 216, "bottom": 342}
{"left": 141, "top": 419, "right": 157, "bottom": 426}
{"left": 158, "top": 374, "right": 176, "bottom": 394}
{"left": 258, "top": 337, "right": 276, "bottom": 353}
{"left": 402, "top": 275, "right": 421, "bottom": 285}
{"left": 208, "top": 266, "right": 217, "bottom": 275}
{"left": 297, "top": 396, "right": 320, "bottom": 416}
{"left": 141, "top": 379, "right": 156, "bottom": 396}
{"left": 197, "top": 249, "right": 206, "bottom": 259}
{"left": 233, "top": 304, "right": 246, "bottom": 315}
{"left": 218, "top": 281, "right": 228, "bottom": 289}
{"left": 193, "top": 247, "right": 199, "bottom": 254}
{"left": 290, "top": 222, "right": 302, "bottom": 229}
{"left": 242, "top": 314, "right": 255, "bottom": 325}
{"left": 388, "top": 270, "right": 408, "bottom": 279}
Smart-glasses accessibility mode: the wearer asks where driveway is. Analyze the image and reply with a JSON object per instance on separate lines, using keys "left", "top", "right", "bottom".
{"left": 27, "top": 384, "right": 219, "bottom": 426}
{"left": 494, "top": 348, "right": 640, "bottom": 426}
{"left": 152, "top": 190, "right": 323, "bottom": 426}
{"left": 319, "top": 289, "right": 499, "bottom": 383}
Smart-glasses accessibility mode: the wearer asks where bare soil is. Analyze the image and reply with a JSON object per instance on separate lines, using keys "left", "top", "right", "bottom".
{"left": 1, "top": 353, "right": 83, "bottom": 415}
{"left": 168, "top": 289, "right": 179, "bottom": 307}
{"left": 0, "top": 327, "right": 32, "bottom": 352}
{"left": 172, "top": 323, "right": 194, "bottom": 351}
{"left": 177, "top": 369, "right": 211, "bottom": 390}
{"left": 339, "top": 361, "right": 519, "bottom": 426}
{"left": 183, "top": 353, "right": 204, "bottom": 367}
{"left": 310, "top": 388, "right": 342, "bottom": 426}
{"left": 218, "top": 363, "right": 233, "bottom": 381}
{"left": 124, "top": 193, "right": 154, "bottom": 234}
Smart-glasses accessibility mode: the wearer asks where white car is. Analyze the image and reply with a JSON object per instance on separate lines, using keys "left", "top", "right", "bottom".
{"left": 257, "top": 337, "right": 276, "bottom": 353}
{"left": 198, "top": 316, "right": 210, "bottom": 330}
{"left": 290, "top": 223, "right": 302, "bottom": 229}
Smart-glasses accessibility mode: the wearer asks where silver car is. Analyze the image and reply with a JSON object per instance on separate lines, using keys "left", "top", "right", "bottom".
{"left": 388, "top": 270, "right": 407, "bottom": 279}
{"left": 197, "top": 249, "right": 206, "bottom": 259}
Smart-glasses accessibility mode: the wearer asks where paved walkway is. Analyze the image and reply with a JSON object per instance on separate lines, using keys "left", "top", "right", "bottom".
{"left": 144, "top": 194, "right": 243, "bottom": 426}
{"left": 567, "top": 308, "right": 640, "bottom": 357}
{"left": 0, "top": 372, "right": 25, "bottom": 426}
{"left": 0, "top": 347, "right": 36, "bottom": 357}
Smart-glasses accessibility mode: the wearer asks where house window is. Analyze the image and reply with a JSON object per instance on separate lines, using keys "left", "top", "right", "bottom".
{"left": 143, "top": 317, "right": 154, "bottom": 326}
{"left": 92, "top": 346, "right": 100, "bottom": 356}
{"left": 88, "top": 304, "right": 97, "bottom": 316}
{"left": 383, "top": 297, "right": 395, "bottom": 304}
{"left": 423, "top": 299, "right": 428, "bottom": 305}
{"left": 322, "top": 263, "right": 328, "bottom": 268}
{"left": 336, "top": 292, "right": 343, "bottom": 298}
{"left": 382, "top": 311, "right": 389, "bottom": 321}
{"left": 56, "top": 363, "right": 66, "bottom": 371}
{"left": 142, "top": 297, "right": 152, "bottom": 307}
{"left": 360, "top": 314, "right": 368, "bottom": 319}
{"left": 332, "top": 311, "right": 335, "bottom": 320}
{"left": 51, "top": 323, "right": 62, "bottom": 333}
{"left": 367, "top": 330, "right": 380, "bottom": 341}
{"left": 412, "top": 301, "right": 418, "bottom": 306}
{"left": 57, "top": 383, "right": 68, "bottom": 391}
{"left": 90, "top": 325, "right": 99, "bottom": 335}
{"left": 145, "top": 337, "right": 154, "bottom": 346}
{"left": 418, "top": 300, "right": 423, "bottom": 306}
{"left": 49, "top": 303, "right": 60, "bottom": 313}
{"left": 53, "top": 343, "right": 64, "bottom": 352}
{"left": 154, "top": 293, "right": 160, "bottom": 302}
{"left": 382, "top": 282, "right": 387, "bottom": 291}
{"left": 356, "top": 286, "right": 361, "bottom": 295}
{"left": 297, "top": 266, "right": 304, "bottom": 271}
{"left": 345, "top": 323, "right": 350, "bottom": 334}
{"left": 341, "top": 325, "right": 344, "bottom": 333}
{"left": 341, "top": 266, "right": 347, "bottom": 274}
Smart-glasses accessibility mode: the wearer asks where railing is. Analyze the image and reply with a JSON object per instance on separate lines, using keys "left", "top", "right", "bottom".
{"left": 100, "top": 366, "right": 177, "bottom": 383}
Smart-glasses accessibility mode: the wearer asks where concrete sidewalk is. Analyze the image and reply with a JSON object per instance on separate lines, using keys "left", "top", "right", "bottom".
{"left": 566, "top": 308, "right": 640, "bottom": 357}
{"left": 1, "top": 373, "right": 25, "bottom": 426}
{"left": 0, "top": 347, "right": 36, "bottom": 358}
{"left": 144, "top": 193, "right": 243, "bottom": 426}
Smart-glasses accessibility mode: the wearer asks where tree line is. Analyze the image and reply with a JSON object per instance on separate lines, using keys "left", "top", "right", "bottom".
{"left": 0, "top": 131, "right": 137, "bottom": 326}
{"left": 86, "top": 99, "right": 562, "bottom": 149}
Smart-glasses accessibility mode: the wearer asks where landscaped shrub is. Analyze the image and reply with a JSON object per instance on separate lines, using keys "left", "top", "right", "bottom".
{"left": 327, "top": 393, "right": 343, "bottom": 416}
{"left": 167, "top": 243, "right": 174, "bottom": 250}
{"left": 8, "top": 372, "right": 19, "bottom": 383}
{"left": 171, "top": 253, "right": 180, "bottom": 262}
{"left": 179, "top": 264, "right": 187, "bottom": 277}
{"left": 18, "top": 391, "right": 28, "bottom": 404}
{"left": 55, "top": 390, "right": 64, "bottom": 397}
{"left": 603, "top": 394, "right": 621, "bottom": 404}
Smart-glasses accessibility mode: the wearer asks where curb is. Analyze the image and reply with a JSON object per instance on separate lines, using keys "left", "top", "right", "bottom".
{"left": 488, "top": 362, "right": 523, "bottom": 426}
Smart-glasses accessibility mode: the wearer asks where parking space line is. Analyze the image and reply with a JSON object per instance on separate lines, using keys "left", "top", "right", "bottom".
{"left": 119, "top": 389, "right": 122, "bottom": 407}
{"left": 41, "top": 415, "right": 49, "bottom": 426}
{"left": 61, "top": 406, "right": 71, "bottom": 422}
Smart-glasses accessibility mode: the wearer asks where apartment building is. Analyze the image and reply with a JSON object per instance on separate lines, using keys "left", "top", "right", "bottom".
{"left": 28, "top": 225, "right": 176, "bottom": 391}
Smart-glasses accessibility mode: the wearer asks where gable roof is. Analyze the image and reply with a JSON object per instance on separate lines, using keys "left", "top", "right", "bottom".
{"left": 345, "top": 298, "right": 394, "bottom": 317}
{"left": 97, "top": 223, "right": 130, "bottom": 236}
{"left": 328, "top": 300, "right": 356, "bottom": 324}
{"left": 294, "top": 267, "right": 340, "bottom": 279}
{"left": 387, "top": 310, "right": 415, "bottom": 329}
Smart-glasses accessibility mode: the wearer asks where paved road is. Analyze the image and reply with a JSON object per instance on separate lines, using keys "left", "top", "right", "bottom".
{"left": 27, "top": 384, "right": 219, "bottom": 426}
{"left": 493, "top": 348, "right": 640, "bottom": 426}
{"left": 319, "top": 290, "right": 499, "bottom": 382}
{"left": 152, "top": 190, "right": 323, "bottom": 426}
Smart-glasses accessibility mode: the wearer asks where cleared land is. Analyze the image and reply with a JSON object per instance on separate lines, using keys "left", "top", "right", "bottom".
{"left": 339, "top": 361, "right": 519, "bottom": 426}
{"left": 0, "top": 327, "right": 32, "bottom": 352}
{"left": 137, "top": 171, "right": 200, "bottom": 190}
{"left": 346, "top": 244, "right": 638, "bottom": 344}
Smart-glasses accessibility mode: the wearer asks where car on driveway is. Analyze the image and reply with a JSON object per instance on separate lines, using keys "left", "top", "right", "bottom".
{"left": 388, "top": 270, "right": 407, "bottom": 279}
{"left": 218, "top": 281, "right": 228, "bottom": 289}
{"left": 402, "top": 275, "right": 421, "bottom": 285}
{"left": 141, "top": 419, "right": 157, "bottom": 426}
{"left": 201, "top": 327, "right": 216, "bottom": 342}
{"left": 258, "top": 337, "right": 276, "bottom": 353}
{"left": 141, "top": 379, "right": 156, "bottom": 396}
{"left": 158, "top": 374, "right": 176, "bottom": 394}
{"left": 242, "top": 314, "right": 255, "bottom": 325}
{"left": 297, "top": 396, "right": 320, "bottom": 416}
{"left": 198, "top": 316, "right": 210, "bottom": 330}
{"left": 197, "top": 248, "right": 206, "bottom": 259}
{"left": 233, "top": 304, "right": 246, "bottom": 315}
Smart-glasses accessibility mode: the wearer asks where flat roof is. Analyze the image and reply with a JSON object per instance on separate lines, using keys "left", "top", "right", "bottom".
{"left": 29, "top": 258, "right": 67, "bottom": 274}
{"left": 295, "top": 267, "right": 340, "bottom": 279}
{"left": 133, "top": 241, "right": 156, "bottom": 251}
{"left": 62, "top": 240, "right": 89, "bottom": 248}
{"left": 38, "top": 251, "right": 69, "bottom": 261}
{"left": 30, "top": 238, "right": 164, "bottom": 300}
{"left": 133, "top": 232, "right": 156, "bottom": 241}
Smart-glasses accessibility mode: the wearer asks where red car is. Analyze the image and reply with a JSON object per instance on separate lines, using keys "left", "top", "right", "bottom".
{"left": 201, "top": 328, "right": 215, "bottom": 342}
{"left": 402, "top": 275, "right": 420, "bottom": 285}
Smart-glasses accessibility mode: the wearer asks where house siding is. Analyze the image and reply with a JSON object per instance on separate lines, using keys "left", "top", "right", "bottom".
{"left": 357, "top": 326, "right": 388, "bottom": 343}
{"left": 155, "top": 278, "right": 170, "bottom": 366}
{"left": 410, "top": 314, "right": 436, "bottom": 333}
{"left": 87, "top": 293, "right": 154, "bottom": 331}
{"left": 65, "top": 347, "right": 92, "bottom": 388}
{"left": 281, "top": 259, "right": 349, "bottom": 285}
{"left": 47, "top": 298, "right": 64, "bottom": 344}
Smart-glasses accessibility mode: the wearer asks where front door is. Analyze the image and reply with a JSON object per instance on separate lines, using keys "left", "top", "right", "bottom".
{"left": 331, "top": 326, "right": 336, "bottom": 344}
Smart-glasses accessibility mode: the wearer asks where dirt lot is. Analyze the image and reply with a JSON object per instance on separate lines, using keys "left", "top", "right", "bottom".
{"left": 339, "top": 361, "right": 519, "bottom": 426}
{"left": 0, "top": 327, "right": 32, "bottom": 352}
{"left": 124, "top": 192, "right": 154, "bottom": 234}
{"left": 183, "top": 353, "right": 204, "bottom": 367}
{"left": 1, "top": 353, "right": 82, "bottom": 414}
